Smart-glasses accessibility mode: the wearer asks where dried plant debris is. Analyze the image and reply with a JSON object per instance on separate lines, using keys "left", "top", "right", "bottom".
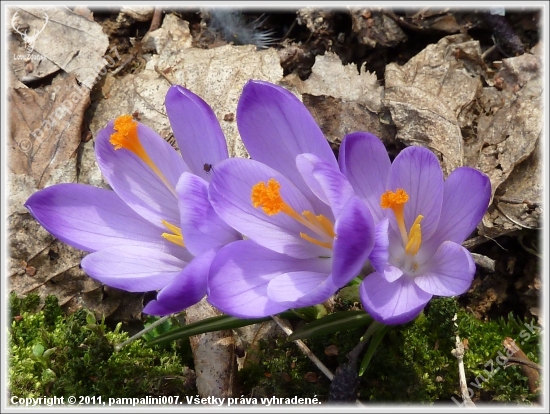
{"left": 285, "top": 52, "right": 382, "bottom": 112}
{"left": 9, "top": 7, "right": 109, "bottom": 88}
{"left": 493, "top": 138, "right": 542, "bottom": 231}
{"left": 282, "top": 52, "right": 394, "bottom": 146}
{"left": 402, "top": 8, "right": 464, "bottom": 33}
{"left": 8, "top": 74, "right": 88, "bottom": 188}
{"left": 382, "top": 32, "right": 542, "bottom": 243}
{"left": 91, "top": 41, "right": 282, "bottom": 159}
{"left": 296, "top": 8, "right": 337, "bottom": 37}
{"left": 141, "top": 13, "right": 193, "bottom": 54}
{"left": 473, "top": 54, "right": 542, "bottom": 198}
{"left": 384, "top": 34, "right": 483, "bottom": 175}
{"left": 349, "top": 8, "right": 408, "bottom": 48}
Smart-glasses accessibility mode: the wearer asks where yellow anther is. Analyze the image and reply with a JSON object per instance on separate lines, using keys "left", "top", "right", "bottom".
{"left": 302, "top": 211, "right": 335, "bottom": 238}
{"left": 381, "top": 188, "right": 424, "bottom": 257}
{"left": 405, "top": 215, "right": 423, "bottom": 255}
{"left": 161, "top": 220, "right": 185, "bottom": 247}
{"left": 300, "top": 232, "right": 333, "bottom": 249}
{"left": 110, "top": 115, "right": 176, "bottom": 197}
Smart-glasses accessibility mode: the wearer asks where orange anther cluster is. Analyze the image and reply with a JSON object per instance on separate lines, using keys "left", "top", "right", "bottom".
{"left": 380, "top": 188, "right": 409, "bottom": 209}
{"left": 251, "top": 178, "right": 284, "bottom": 215}
{"left": 110, "top": 115, "right": 138, "bottom": 151}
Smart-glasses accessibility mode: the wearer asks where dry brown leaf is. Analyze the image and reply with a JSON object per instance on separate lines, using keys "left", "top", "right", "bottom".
{"left": 73, "top": 6, "right": 94, "bottom": 21}
{"left": 301, "top": 94, "right": 396, "bottom": 147}
{"left": 474, "top": 60, "right": 542, "bottom": 198}
{"left": 90, "top": 43, "right": 283, "bottom": 160}
{"left": 8, "top": 74, "right": 88, "bottom": 188}
{"left": 282, "top": 52, "right": 393, "bottom": 146}
{"left": 141, "top": 13, "right": 193, "bottom": 54}
{"left": 9, "top": 6, "right": 109, "bottom": 87}
{"left": 493, "top": 137, "right": 542, "bottom": 230}
{"left": 284, "top": 52, "right": 383, "bottom": 112}
{"left": 384, "top": 34, "right": 483, "bottom": 175}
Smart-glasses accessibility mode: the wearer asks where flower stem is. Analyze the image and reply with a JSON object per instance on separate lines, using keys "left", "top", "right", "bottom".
{"left": 271, "top": 314, "right": 334, "bottom": 381}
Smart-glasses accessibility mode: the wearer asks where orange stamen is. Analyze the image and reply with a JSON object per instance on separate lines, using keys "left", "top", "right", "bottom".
{"left": 381, "top": 188, "right": 424, "bottom": 256}
{"left": 110, "top": 115, "right": 176, "bottom": 196}
{"left": 251, "top": 178, "right": 335, "bottom": 249}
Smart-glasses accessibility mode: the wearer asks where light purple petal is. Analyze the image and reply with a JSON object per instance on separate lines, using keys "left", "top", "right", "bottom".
{"left": 339, "top": 132, "right": 391, "bottom": 223}
{"left": 165, "top": 85, "right": 229, "bottom": 181}
{"left": 386, "top": 146, "right": 444, "bottom": 241}
{"left": 360, "top": 272, "right": 432, "bottom": 325}
{"left": 237, "top": 80, "right": 337, "bottom": 201}
{"left": 207, "top": 240, "right": 329, "bottom": 318}
{"left": 177, "top": 173, "right": 241, "bottom": 256}
{"left": 332, "top": 196, "right": 375, "bottom": 286}
{"left": 142, "top": 249, "right": 215, "bottom": 315}
{"left": 267, "top": 271, "right": 328, "bottom": 303}
{"left": 24, "top": 183, "right": 183, "bottom": 258}
{"left": 368, "top": 218, "right": 390, "bottom": 274}
{"left": 381, "top": 264, "right": 404, "bottom": 283}
{"left": 414, "top": 241, "right": 476, "bottom": 296}
{"left": 429, "top": 167, "right": 491, "bottom": 248}
{"left": 95, "top": 120, "right": 188, "bottom": 228}
{"left": 292, "top": 273, "right": 340, "bottom": 308}
{"left": 208, "top": 158, "right": 324, "bottom": 259}
{"left": 81, "top": 246, "right": 186, "bottom": 292}
{"left": 296, "top": 153, "right": 355, "bottom": 218}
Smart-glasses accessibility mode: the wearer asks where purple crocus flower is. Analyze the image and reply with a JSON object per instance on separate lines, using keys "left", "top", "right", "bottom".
{"left": 339, "top": 132, "right": 491, "bottom": 325}
{"left": 25, "top": 85, "right": 239, "bottom": 315}
{"left": 206, "top": 80, "right": 376, "bottom": 318}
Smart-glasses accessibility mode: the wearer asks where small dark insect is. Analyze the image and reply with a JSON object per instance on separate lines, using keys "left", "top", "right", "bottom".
{"left": 203, "top": 163, "right": 213, "bottom": 173}
{"left": 132, "top": 111, "right": 142, "bottom": 121}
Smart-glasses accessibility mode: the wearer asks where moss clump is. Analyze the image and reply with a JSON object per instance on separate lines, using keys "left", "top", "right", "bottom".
{"left": 238, "top": 297, "right": 541, "bottom": 404}
{"left": 8, "top": 292, "right": 195, "bottom": 400}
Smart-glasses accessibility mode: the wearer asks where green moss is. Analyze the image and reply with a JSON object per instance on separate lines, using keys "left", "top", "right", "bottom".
{"left": 8, "top": 292, "right": 195, "bottom": 400}
{"left": 238, "top": 297, "right": 541, "bottom": 404}
{"left": 9, "top": 292, "right": 540, "bottom": 404}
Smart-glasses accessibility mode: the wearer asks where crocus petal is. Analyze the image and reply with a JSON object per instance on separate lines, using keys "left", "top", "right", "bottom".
{"left": 207, "top": 240, "right": 328, "bottom": 318}
{"left": 177, "top": 173, "right": 241, "bottom": 256}
{"left": 209, "top": 158, "right": 324, "bottom": 259}
{"left": 428, "top": 167, "right": 492, "bottom": 250}
{"left": 95, "top": 121, "right": 188, "bottom": 228}
{"left": 24, "top": 183, "right": 183, "bottom": 258}
{"left": 386, "top": 146, "right": 444, "bottom": 240}
{"left": 293, "top": 274, "right": 341, "bottom": 308}
{"left": 360, "top": 272, "right": 432, "bottom": 325}
{"left": 296, "top": 153, "right": 355, "bottom": 218}
{"left": 142, "top": 249, "right": 216, "bottom": 315}
{"left": 267, "top": 271, "right": 329, "bottom": 303}
{"left": 339, "top": 132, "right": 391, "bottom": 223}
{"left": 331, "top": 196, "right": 375, "bottom": 286}
{"left": 381, "top": 264, "right": 404, "bottom": 283}
{"left": 81, "top": 246, "right": 186, "bottom": 292}
{"left": 237, "top": 80, "right": 337, "bottom": 199}
{"left": 368, "top": 218, "right": 390, "bottom": 274}
{"left": 414, "top": 241, "right": 476, "bottom": 296}
{"left": 165, "top": 85, "right": 229, "bottom": 181}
